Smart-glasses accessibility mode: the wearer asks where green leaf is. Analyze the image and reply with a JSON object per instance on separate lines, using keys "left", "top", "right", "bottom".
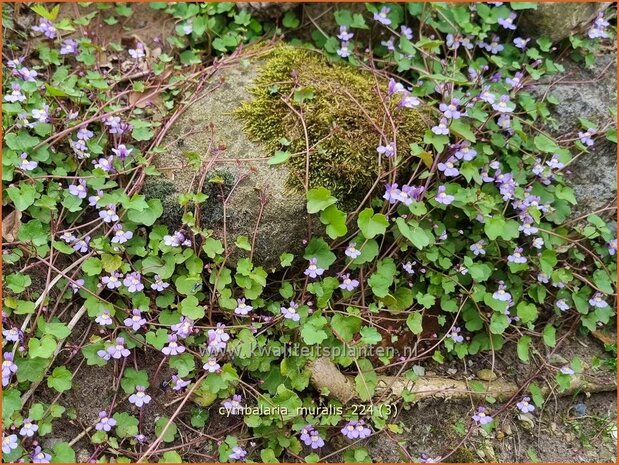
{"left": 450, "top": 119, "right": 476, "bottom": 142}
{"left": 517, "top": 335, "right": 532, "bottom": 363}
{"left": 368, "top": 258, "right": 396, "bottom": 298}
{"left": 330, "top": 314, "right": 361, "bottom": 343}
{"left": 303, "top": 238, "right": 336, "bottom": 269}
{"left": 82, "top": 257, "right": 102, "bottom": 276}
{"left": 359, "top": 326, "right": 382, "bottom": 345}
{"left": 7, "top": 184, "right": 36, "bottom": 211}
{"left": 121, "top": 368, "right": 150, "bottom": 394}
{"left": 28, "top": 335, "right": 57, "bottom": 358}
{"left": 267, "top": 150, "right": 292, "bottom": 165}
{"left": 127, "top": 199, "right": 162, "bottom": 226}
{"left": 396, "top": 218, "right": 432, "bottom": 249}
{"left": 113, "top": 412, "right": 139, "bottom": 438}
{"left": 357, "top": 208, "right": 389, "bottom": 239}
{"left": 47, "top": 366, "right": 72, "bottom": 393}
{"left": 406, "top": 312, "right": 423, "bottom": 335}
{"left": 516, "top": 302, "right": 538, "bottom": 324}
{"left": 307, "top": 187, "right": 337, "bottom": 214}
{"left": 489, "top": 313, "right": 509, "bottom": 334}
{"left": 534, "top": 134, "right": 560, "bottom": 153}
{"left": 542, "top": 324, "right": 556, "bottom": 347}
{"left": 320, "top": 205, "right": 347, "bottom": 239}
{"left": 159, "top": 451, "right": 183, "bottom": 463}
{"left": 354, "top": 359, "right": 377, "bottom": 401}
{"left": 155, "top": 417, "right": 178, "bottom": 443}
{"left": 529, "top": 383, "right": 544, "bottom": 407}
{"left": 51, "top": 442, "right": 75, "bottom": 463}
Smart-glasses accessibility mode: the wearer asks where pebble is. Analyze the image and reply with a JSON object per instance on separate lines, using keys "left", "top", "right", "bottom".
{"left": 477, "top": 369, "right": 498, "bottom": 381}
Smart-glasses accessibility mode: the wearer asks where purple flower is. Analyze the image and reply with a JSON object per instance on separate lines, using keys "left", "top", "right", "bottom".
{"left": 19, "top": 152, "right": 38, "bottom": 171}
{"left": 513, "top": 37, "right": 530, "bottom": 49}
{"left": 506, "top": 71, "right": 524, "bottom": 90}
{"left": 99, "top": 205, "right": 119, "bottom": 223}
{"left": 234, "top": 298, "right": 253, "bottom": 316}
{"left": 31, "top": 446, "right": 51, "bottom": 463}
{"left": 206, "top": 325, "right": 229, "bottom": 353}
{"left": 532, "top": 237, "right": 544, "bottom": 249}
{"left": 608, "top": 239, "right": 617, "bottom": 256}
{"left": 399, "top": 185, "right": 424, "bottom": 205}
{"left": 128, "top": 42, "right": 146, "bottom": 60}
{"left": 454, "top": 143, "right": 477, "bottom": 161}
{"left": 507, "top": 247, "right": 527, "bottom": 264}
{"left": 97, "top": 349, "right": 111, "bottom": 362}
{"left": 400, "top": 25, "right": 413, "bottom": 40}
{"left": 337, "top": 41, "right": 351, "bottom": 58}
{"left": 151, "top": 274, "right": 170, "bottom": 292}
{"left": 172, "top": 317, "right": 195, "bottom": 339}
{"left": 95, "top": 411, "right": 117, "bottom": 432}
{"left": 32, "top": 19, "right": 57, "bottom": 39}
{"left": 2, "top": 352, "right": 17, "bottom": 386}
{"left": 373, "top": 6, "right": 392, "bottom": 26}
{"left": 482, "top": 35, "right": 504, "bottom": 54}
{"left": 68, "top": 179, "right": 88, "bottom": 199}
{"left": 498, "top": 12, "right": 517, "bottom": 30}
{"left": 437, "top": 157, "right": 459, "bottom": 177}
{"left": 492, "top": 282, "right": 512, "bottom": 302}
{"left": 229, "top": 446, "right": 247, "bottom": 461}
{"left": 111, "top": 224, "right": 133, "bottom": 244}
{"left": 578, "top": 128, "right": 596, "bottom": 147}
{"left": 124, "top": 309, "right": 146, "bottom": 331}
{"left": 439, "top": 98, "right": 462, "bottom": 120}
{"left": 388, "top": 78, "right": 406, "bottom": 96}
{"left": 203, "top": 357, "right": 221, "bottom": 373}
{"left": 589, "top": 12, "right": 610, "bottom": 39}
{"left": 19, "top": 419, "right": 38, "bottom": 437}
{"left": 77, "top": 127, "right": 94, "bottom": 140}
{"left": 339, "top": 274, "right": 360, "bottom": 291}
{"left": 435, "top": 186, "right": 454, "bottom": 205}
{"left": 17, "top": 67, "right": 38, "bottom": 82}
{"left": 537, "top": 273, "right": 549, "bottom": 284}
{"left": 123, "top": 272, "right": 144, "bottom": 293}
{"left": 383, "top": 183, "right": 402, "bottom": 204}
{"left": 93, "top": 156, "right": 114, "bottom": 172}
{"left": 341, "top": 420, "right": 371, "bottom": 439}
{"left": 556, "top": 299, "right": 570, "bottom": 312}
{"left": 2, "top": 433, "right": 18, "bottom": 454}
{"left": 449, "top": 326, "right": 464, "bottom": 343}
{"left": 107, "top": 338, "right": 131, "bottom": 359}
{"left": 171, "top": 375, "right": 190, "bottom": 391}
{"left": 7, "top": 57, "right": 24, "bottom": 69}
{"left": 345, "top": 242, "right": 362, "bottom": 259}
{"left": 589, "top": 292, "right": 609, "bottom": 308}
{"left": 546, "top": 154, "right": 565, "bottom": 170}
{"left": 281, "top": 301, "right": 300, "bottom": 322}
{"left": 432, "top": 118, "right": 450, "bottom": 135}
{"left": 516, "top": 397, "right": 535, "bottom": 413}
{"left": 95, "top": 310, "right": 113, "bottom": 326}
{"left": 72, "top": 235, "right": 91, "bottom": 253}
{"left": 399, "top": 93, "right": 421, "bottom": 108}
{"left": 3, "top": 327, "right": 20, "bottom": 343}
{"left": 402, "top": 261, "right": 416, "bottom": 275}
{"left": 101, "top": 272, "right": 123, "bottom": 290}
{"left": 31, "top": 105, "right": 50, "bottom": 123}
{"left": 162, "top": 334, "right": 185, "bottom": 356}
{"left": 70, "top": 138, "right": 89, "bottom": 159}
{"left": 304, "top": 257, "right": 325, "bottom": 279}
{"left": 223, "top": 394, "right": 243, "bottom": 414}
{"left": 88, "top": 190, "right": 104, "bottom": 208}
{"left": 479, "top": 86, "right": 496, "bottom": 105}
{"left": 60, "top": 38, "right": 79, "bottom": 55}
{"left": 377, "top": 141, "right": 396, "bottom": 158}
{"left": 470, "top": 240, "right": 486, "bottom": 256}
{"left": 472, "top": 407, "right": 493, "bottom": 425}
{"left": 163, "top": 231, "right": 186, "bottom": 247}
{"left": 420, "top": 453, "right": 442, "bottom": 463}
{"left": 492, "top": 95, "right": 514, "bottom": 113}
{"left": 305, "top": 430, "right": 325, "bottom": 449}
{"left": 129, "top": 386, "right": 151, "bottom": 407}
{"left": 381, "top": 36, "right": 396, "bottom": 52}
{"left": 112, "top": 144, "right": 133, "bottom": 161}
{"left": 560, "top": 366, "right": 575, "bottom": 375}
{"left": 337, "top": 26, "right": 354, "bottom": 41}
{"left": 300, "top": 424, "right": 315, "bottom": 444}
{"left": 5, "top": 83, "right": 26, "bottom": 103}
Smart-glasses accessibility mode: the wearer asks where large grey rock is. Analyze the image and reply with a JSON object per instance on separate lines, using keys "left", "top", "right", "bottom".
{"left": 518, "top": 2, "right": 611, "bottom": 43}
{"left": 529, "top": 54, "right": 617, "bottom": 220}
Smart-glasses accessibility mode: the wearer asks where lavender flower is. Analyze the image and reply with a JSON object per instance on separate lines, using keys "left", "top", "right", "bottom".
{"left": 513, "top": 37, "right": 530, "bottom": 49}
{"left": 107, "top": 337, "right": 130, "bottom": 359}
{"left": 305, "top": 431, "right": 325, "bottom": 449}
{"left": 454, "top": 143, "right": 477, "bottom": 161}
{"left": 299, "top": 424, "right": 315, "bottom": 444}
{"left": 68, "top": 179, "right": 88, "bottom": 199}
{"left": 234, "top": 298, "right": 253, "bottom": 316}
{"left": 439, "top": 98, "right": 462, "bottom": 120}
{"left": 497, "top": 12, "right": 517, "bottom": 30}
{"left": 3, "top": 327, "right": 20, "bottom": 343}
{"left": 129, "top": 386, "right": 151, "bottom": 407}
{"left": 507, "top": 247, "right": 527, "bottom": 264}
{"left": 400, "top": 25, "right": 413, "bottom": 40}
{"left": 123, "top": 272, "right": 144, "bottom": 293}
{"left": 173, "top": 317, "right": 195, "bottom": 339}
{"left": 546, "top": 154, "right": 564, "bottom": 170}
{"left": 492, "top": 282, "right": 512, "bottom": 302}
{"left": 2, "top": 352, "right": 17, "bottom": 386}
{"left": 402, "top": 261, "right": 416, "bottom": 275}
{"left": 19, "top": 153, "right": 38, "bottom": 171}
{"left": 589, "top": 12, "right": 610, "bottom": 39}
{"left": 112, "top": 144, "right": 133, "bottom": 161}
{"left": 281, "top": 301, "right": 300, "bottom": 322}
{"left": 95, "top": 310, "right": 113, "bottom": 326}
{"left": 532, "top": 237, "right": 544, "bottom": 249}
{"left": 472, "top": 407, "right": 493, "bottom": 425}
{"left": 399, "top": 92, "right": 421, "bottom": 108}
{"left": 449, "top": 327, "right": 464, "bottom": 343}
{"left": 162, "top": 334, "right": 185, "bottom": 356}
{"left": 17, "top": 67, "right": 38, "bottom": 82}
{"left": 589, "top": 292, "right": 609, "bottom": 308}
{"left": 304, "top": 257, "right": 325, "bottom": 279}
{"left": 337, "top": 26, "right": 354, "bottom": 41}
{"left": 560, "top": 366, "right": 575, "bottom": 375}
{"left": 101, "top": 272, "right": 123, "bottom": 290}
{"left": 608, "top": 239, "right": 617, "bottom": 256}
{"left": 151, "top": 274, "right": 170, "bottom": 292}
{"left": 373, "top": 6, "right": 392, "bottom": 25}
{"left": 432, "top": 118, "right": 449, "bottom": 135}
{"left": 381, "top": 36, "right": 396, "bottom": 52}
{"left": 32, "top": 19, "right": 57, "bottom": 39}
{"left": 506, "top": 71, "right": 524, "bottom": 90}
{"left": 60, "top": 38, "right": 79, "bottom": 55}
{"left": 77, "top": 127, "right": 94, "bottom": 140}
{"left": 578, "top": 128, "right": 596, "bottom": 147}
{"left": 437, "top": 157, "right": 459, "bottom": 177}
{"left": 111, "top": 224, "right": 133, "bottom": 244}
{"left": 93, "top": 156, "right": 114, "bottom": 172}
{"left": 95, "top": 411, "right": 117, "bottom": 432}
{"left": 383, "top": 183, "right": 402, "bottom": 204}
{"left": 223, "top": 395, "right": 243, "bottom": 414}
{"left": 387, "top": 78, "right": 406, "bottom": 96}
{"left": 516, "top": 397, "right": 535, "bottom": 414}
{"left": 337, "top": 41, "right": 351, "bottom": 58}
{"left": 435, "top": 186, "right": 454, "bottom": 205}
{"left": 171, "top": 375, "right": 190, "bottom": 391}
{"left": 492, "top": 95, "right": 514, "bottom": 113}
{"left": 482, "top": 35, "right": 504, "bottom": 54}
{"left": 5, "top": 83, "right": 26, "bottom": 103}
{"left": 229, "top": 446, "right": 247, "bottom": 461}
{"left": 163, "top": 231, "right": 186, "bottom": 247}
{"left": 124, "top": 309, "right": 147, "bottom": 331}
{"left": 556, "top": 299, "right": 570, "bottom": 312}
{"left": 376, "top": 141, "right": 396, "bottom": 158}
{"left": 31, "top": 105, "right": 50, "bottom": 123}
{"left": 31, "top": 446, "right": 51, "bottom": 463}
{"left": 341, "top": 420, "right": 371, "bottom": 439}
{"left": 128, "top": 42, "right": 146, "bottom": 60}
{"left": 72, "top": 235, "right": 91, "bottom": 253}
{"left": 345, "top": 242, "right": 362, "bottom": 259}
{"left": 2, "top": 433, "right": 18, "bottom": 454}
{"left": 19, "top": 419, "right": 38, "bottom": 437}
{"left": 339, "top": 274, "right": 360, "bottom": 291}
{"left": 203, "top": 357, "right": 221, "bottom": 373}
{"left": 99, "top": 205, "right": 119, "bottom": 223}
{"left": 470, "top": 240, "right": 486, "bottom": 256}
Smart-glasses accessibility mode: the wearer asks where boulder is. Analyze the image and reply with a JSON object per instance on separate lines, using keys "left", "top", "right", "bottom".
{"left": 518, "top": 2, "right": 611, "bottom": 43}
{"left": 145, "top": 46, "right": 428, "bottom": 269}
{"left": 529, "top": 54, "right": 617, "bottom": 220}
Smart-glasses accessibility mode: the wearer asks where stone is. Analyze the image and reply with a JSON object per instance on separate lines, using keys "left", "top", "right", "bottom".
{"left": 146, "top": 46, "right": 428, "bottom": 269}
{"left": 528, "top": 54, "right": 617, "bottom": 220}
{"left": 518, "top": 2, "right": 611, "bottom": 43}
{"left": 476, "top": 369, "right": 498, "bottom": 381}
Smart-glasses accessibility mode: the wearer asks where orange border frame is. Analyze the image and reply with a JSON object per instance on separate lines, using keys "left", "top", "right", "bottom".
{"left": 0, "top": 1, "right": 617, "bottom": 464}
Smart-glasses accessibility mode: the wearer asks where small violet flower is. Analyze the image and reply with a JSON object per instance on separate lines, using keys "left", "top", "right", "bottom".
{"left": 129, "top": 386, "right": 151, "bottom": 407}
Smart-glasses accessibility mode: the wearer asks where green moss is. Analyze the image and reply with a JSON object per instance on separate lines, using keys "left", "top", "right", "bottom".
{"left": 449, "top": 448, "right": 479, "bottom": 463}
{"left": 236, "top": 46, "right": 428, "bottom": 206}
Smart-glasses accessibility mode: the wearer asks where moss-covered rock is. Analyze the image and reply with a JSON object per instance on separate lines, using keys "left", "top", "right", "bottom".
{"left": 147, "top": 45, "right": 428, "bottom": 268}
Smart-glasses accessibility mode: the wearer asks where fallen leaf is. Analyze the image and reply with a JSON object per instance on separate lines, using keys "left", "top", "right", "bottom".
{"left": 2, "top": 209, "right": 22, "bottom": 242}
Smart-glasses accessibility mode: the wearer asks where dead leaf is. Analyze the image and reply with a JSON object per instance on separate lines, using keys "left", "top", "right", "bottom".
{"left": 129, "top": 89, "right": 163, "bottom": 109}
{"left": 2, "top": 209, "right": 22, "bottom": 242}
